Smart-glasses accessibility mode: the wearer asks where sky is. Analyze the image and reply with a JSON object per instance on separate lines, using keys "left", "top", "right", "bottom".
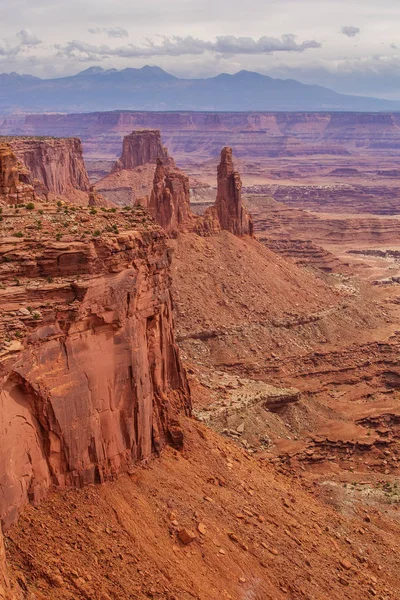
{"left": 1, "top": 0, "right": 400, "bottom": 99}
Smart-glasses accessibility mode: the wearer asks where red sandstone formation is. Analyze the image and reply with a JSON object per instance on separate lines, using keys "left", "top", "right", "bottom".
{"left": 0, "top": 532, "right": 9, "bottom": 600}
{"left": 0, "top": 205, "right": 190, "bottom": 532}
{"left": 148, "top": 159, "right": 191, "bottom": 233}
{"left": 113, "top": 130, "right": 169, "bottom": 171}
{"left": 213, "top": 147, "right": 253, "bottom": 236}
{"left": 3, "top": 137, "right": 90, "bottom": 204}
{"left": 97, "top": 130, "right": 172, "bottom": 207}
{"left": 88, "top": 184, "right": 114, "bottom": 208}
{"left": 0, "top": 143, "right": 35, "bottom": 205}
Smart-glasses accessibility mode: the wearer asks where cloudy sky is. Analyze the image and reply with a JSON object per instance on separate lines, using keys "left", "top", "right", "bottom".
{"left": 2, "top": 0, "right": 400, "bottom": 98}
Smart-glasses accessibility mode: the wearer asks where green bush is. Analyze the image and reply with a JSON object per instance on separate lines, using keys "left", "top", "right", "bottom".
{"left": 26, "top": 202, "right": 35, "bottom": 210}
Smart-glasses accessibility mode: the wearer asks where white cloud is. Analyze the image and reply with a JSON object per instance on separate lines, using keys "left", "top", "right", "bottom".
{"left": 341, "top": 25, "right": 360, "bottom": 38}
{"left": 56, "top": 34, "right": 321, "bottom": 61}
{"left": 88, "top": 27, "right": 129, "bottom": 39}
{"left": 0, "top": 29, "right": 42, "bottom": 58}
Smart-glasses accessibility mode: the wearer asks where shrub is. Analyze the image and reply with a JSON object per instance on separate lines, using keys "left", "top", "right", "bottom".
{"left": 56, "top": 233, "right": 62, "bottom": 241}
{"left": 93, "top": 229, "right": 101, "bottom": 237}
{"left": 25, "top": 202, "right": 35, "bottom": 210}
{"left": 57, "top": 200, "right": 62, "bottom": 207}
{"left": 14, "top": 231, "right": 23, "bottom": 238}
{"left": 90, "top": 208, "right": 97, "bottom": 215}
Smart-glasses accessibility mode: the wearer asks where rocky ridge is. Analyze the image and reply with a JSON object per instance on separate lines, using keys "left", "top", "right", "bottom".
{"left": 0, "top": 195, "right": 191, "bottom": 535}
{"left": 97, "top": 133, "right": 253, "bottom": 238}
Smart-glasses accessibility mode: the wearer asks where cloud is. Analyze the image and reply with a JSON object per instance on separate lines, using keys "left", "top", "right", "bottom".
{"left": 88, "top": 27, "right": 129, "bottom": 39}
{"left": 56, "top": 34, "right": 321, "bottom": 61}
{"left": 0, "top": 29, "right": 42, "bottom": 59}
{"left": 341, "top": 26, "right": 360, "bottom": 38}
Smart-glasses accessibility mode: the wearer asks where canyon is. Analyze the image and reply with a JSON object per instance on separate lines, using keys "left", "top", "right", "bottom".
{"left": 0, "top": 122, "right": 400, "bottom": 599}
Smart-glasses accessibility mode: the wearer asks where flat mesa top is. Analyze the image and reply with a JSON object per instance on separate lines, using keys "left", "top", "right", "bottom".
{"left": 0, "top": 136, "right": 79, "bottom": 142}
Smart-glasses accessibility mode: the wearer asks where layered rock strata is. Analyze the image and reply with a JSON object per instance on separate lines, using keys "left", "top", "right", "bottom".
{"left": 0, "top": 206, "right": 191, "bottom": 531}
{"left": 0, "top": 143, "right": 35, "bottom": 205}
{"left": 0, "top": 137, "right": 90, "bottom": 204}
{"left": 113, "top": 130, "right": 169, "bottom": 171}
{"left": 0, "top": 532, "right": 9, "bottom": 600}
{"left": 213, "top": 147, "right": 253, "bottom": 236}
{"left": 148, "top": 159, "right": 191, "bottom": 233}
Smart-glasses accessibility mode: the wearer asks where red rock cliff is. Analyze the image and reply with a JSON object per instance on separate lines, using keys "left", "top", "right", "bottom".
{"left": 0, "top": 207, "right": 191, "bottom": 531}
{"left": 7, "top": 137, "right": 90, "bottom": 203}
{"left": 0, "top": 531, "right": 10, "bottom": 600}
{"left": 214, "top": 147, "right": 253, "bottom": 236}
{"left": 114, "top": 130, "right": 169, "bottom": 171}
{"left": 0, "top": 143, "right": 35, "bottom": 205}
{"left": 148, "top": 159, "right": 191, "bottom": 233}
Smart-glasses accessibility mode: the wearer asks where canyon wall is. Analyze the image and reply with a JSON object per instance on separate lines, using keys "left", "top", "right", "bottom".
{"left": 0, "top": 207, "right": 191, "bottom": 531}
{"left": 5, "top": 111, "right": 400, "bottom": 161}
{"left": 10, "top": 137, "right": 90, "bottom": 196}
{"left": 0, "top": 143, "right": 35, "bottom": 205}
{"left": 1, "top": 137, "right": 91, "bottom": 203}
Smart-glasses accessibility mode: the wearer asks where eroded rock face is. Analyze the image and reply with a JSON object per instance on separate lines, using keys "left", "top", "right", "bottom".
{"left": 114, "top": 130, "right": 169, "bottom": 171}
{"left": 148, "top": 159, "right": 191, "bottom": 233}
{"left": 6, "top": 137, "right": 90, "bottom": 203}
{"left": 0, "top": 143, "right": 35, "bottom": 205}
{"left": 214, "top": 147, "right": 253, "bottom": 236}
{"left": 0, "top": 531, "right": 10, "bottom": 600}
{"left": 0, "top": 218, "right": 191, "bottom": 530}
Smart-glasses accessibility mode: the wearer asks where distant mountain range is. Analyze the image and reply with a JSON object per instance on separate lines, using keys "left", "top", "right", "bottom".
{"left": 1, "top": 65, "right": 400, "bottom": 113}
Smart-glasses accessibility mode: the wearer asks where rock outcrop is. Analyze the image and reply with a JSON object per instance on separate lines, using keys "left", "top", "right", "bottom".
{"left": 213, "top": 147, "right": 253, "bottom": 236}
{"left": 0, "top": 205, "right": 191, "bottom": 531}
{"left": 97, "top": 130, "right": 171, "bottom": 207}
{"left": 0, "top": 531, "right": 10, "bottom": 600}
{"left": 0, "top": 143, "right": 35, "bottom": 205}
{"left": 113, "top": 130, "right": 169, "bottom": 171}
{"left": 4, "top": 137, "right": 90, "bottom": 204}
{"left": 148, "top": 159, "right": 191, "bottom": 233}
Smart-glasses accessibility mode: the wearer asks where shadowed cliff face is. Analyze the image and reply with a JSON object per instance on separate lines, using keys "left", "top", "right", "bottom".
{"left": 0, "top": 137, "right": 90, "bottom": 204}
{"left": 214, "top": 147, "right": 253, "bottom": 236}
{"left": 0, "top": 210, "right": 191, "bottom": 532}
{"left": 0, "top": 144, "right": 35, "bottom": 205}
